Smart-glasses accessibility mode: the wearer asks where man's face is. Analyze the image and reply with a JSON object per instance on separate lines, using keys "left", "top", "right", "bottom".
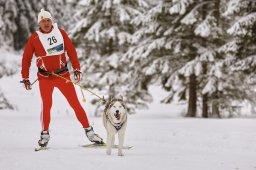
{"left": 39, "top": 18, "right": 52, "bottom": 33}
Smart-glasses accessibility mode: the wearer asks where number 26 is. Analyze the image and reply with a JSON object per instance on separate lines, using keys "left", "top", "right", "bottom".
{"left": 48, "top": 36, "right": 57, "bottom": 45}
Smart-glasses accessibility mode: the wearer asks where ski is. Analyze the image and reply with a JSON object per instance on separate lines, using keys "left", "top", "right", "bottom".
{"left": 34, "top": 146, "right": 49, "bottom": 152}
{"left": 81, "top": 143, "right": 133, "bottom": 150}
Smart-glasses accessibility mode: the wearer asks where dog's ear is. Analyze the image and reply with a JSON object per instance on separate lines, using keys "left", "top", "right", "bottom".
{"left": 102, "top": 96, "right": 107, "bottom": 104}
{"left": 109, "top": 96, "right": 114, "bottom": 102}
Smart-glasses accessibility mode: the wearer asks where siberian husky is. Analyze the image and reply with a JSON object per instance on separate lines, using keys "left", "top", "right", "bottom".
{"left": 103, "top": 97, "right": 127, "bottom": 156}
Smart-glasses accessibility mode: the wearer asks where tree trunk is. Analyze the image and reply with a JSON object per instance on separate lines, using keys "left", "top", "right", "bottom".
{"left": 186, "top": 74, "right": 197, "bottom": 117}
{"left": 202, "top": 93, "right": 208, "bottom": 118}
{"left": 211, "top": 91, "right": 221, "bottom": 118}
{"left": 210, "top": 0, "right": 221, "bottom": 118}
{"left": 202, "top": 62, "right": 208, "bottom": 118}
{"left": 201, "top": 2, "right": 209, "bottom": 118}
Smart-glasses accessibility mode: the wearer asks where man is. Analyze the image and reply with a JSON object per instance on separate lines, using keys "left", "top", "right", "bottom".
{"left": 21, "top": 9, "right": 103, "bottom": 147}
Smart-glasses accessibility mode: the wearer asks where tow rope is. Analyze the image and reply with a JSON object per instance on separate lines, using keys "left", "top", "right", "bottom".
{"left": 21, "top": 72, "right": 105, "bottom": 103}
{"left": 50, "top": 72, "right": 105, "bottom": 102}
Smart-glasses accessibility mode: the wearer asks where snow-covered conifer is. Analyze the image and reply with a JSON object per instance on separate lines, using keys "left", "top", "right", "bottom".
{"left": 220, "top": 0, "right": 256, "bottom": 115}
{"left": 71, "top": 0, "right": 149, "bottom": 115}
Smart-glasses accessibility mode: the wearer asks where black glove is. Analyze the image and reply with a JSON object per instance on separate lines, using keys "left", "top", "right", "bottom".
{"left": 74, "top": 70, "right": 81, "bottom": 83}
{"left": 20, "top": 79, "right": 32, "bottom": 90}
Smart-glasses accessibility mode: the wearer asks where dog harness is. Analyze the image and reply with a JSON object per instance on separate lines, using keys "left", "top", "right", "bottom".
{"left": 106, "top": 113, "right": 127, "bottom": 131}
{"left": 113, "top": 121, "right": 125, "bottom": 131}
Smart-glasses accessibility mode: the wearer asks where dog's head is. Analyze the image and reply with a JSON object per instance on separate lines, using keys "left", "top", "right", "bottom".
{"left": 104, "top": 97, "right": 127, "bottom": 124}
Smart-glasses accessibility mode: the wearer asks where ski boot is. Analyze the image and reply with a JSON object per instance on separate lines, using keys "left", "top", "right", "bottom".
{"left": 85, "top": 126, "right": 104, "bottom": 144}
{"left": 38, "top": 131, "right": 50, "bottom": 147}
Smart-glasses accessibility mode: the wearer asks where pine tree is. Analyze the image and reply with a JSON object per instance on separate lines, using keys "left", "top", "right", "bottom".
{"left": 165, "top": 0, "right": 256, "bottom": 117}
{"left": 0, "top": 51, "right": 15, "bottom": 110}
{"left": 164, "top": 0, "right": 231, "bottom": 118}
{"left": 126, "top": 0, "right": 231, "bottom": 117}
{"left": 0, "top": 4, "right": 5, "bottom": 47}
{"left": 71, "top": 0, "right": 149, "bottom": 115}
{"left": 0, "top": 50, "right": 17, "bottom": 110}
{"left": 123, "top": 1, "right": 192, "bottom": 113}
{"left": 218, "top": 0, "right": 256, "bottom": 116}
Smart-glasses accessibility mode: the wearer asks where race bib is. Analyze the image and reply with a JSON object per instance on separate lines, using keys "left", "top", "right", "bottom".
{"left": 36, "top": 23, "right": 64, "bottom": 56}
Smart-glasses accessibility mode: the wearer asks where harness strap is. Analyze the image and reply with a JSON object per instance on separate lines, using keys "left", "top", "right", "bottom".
{"left": 106, "top": 114, "right": 126, "bottom": 131}
{"left": 38, "top": 65, "right": 68, "bottom": 76}
{"left": 114, "top": 122, "right": 124, "bottom": 131}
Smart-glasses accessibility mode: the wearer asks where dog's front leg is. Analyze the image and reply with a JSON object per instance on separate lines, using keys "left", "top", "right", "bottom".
{"left": 106, "top": 132, "right": 114, "bottom": 155}
{"left": 118, "top": 131, "right": 125, "bottom": 156}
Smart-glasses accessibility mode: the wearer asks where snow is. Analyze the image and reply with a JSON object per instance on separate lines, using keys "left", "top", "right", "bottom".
{"left": 223, "top": 0, "right": 242, "bottom": 16}
{"left": 227, "top": 12, "right": 256, "bottom": 36}
{"left": 118, "top": 7, "right": 131, "bottom": 22}
{"left": 1, "top": 105, "right": 256, "bottom": 170}
{"left": 179, "top": 60, "right": 195, "bottom": 77}
{"left": 218, "top": 40, "right": 239, "bottom": 53}
{"left": 194, "top": 18, "right": 211, "bottom": 37}
{"left": 0, "top": 52, "right": 256, "bottom": 170}
{"left": 181, "top": 10, "right": 197, "bottom": 25}
{"left": 169, "top": 0, "right": 194, "bottom": 15}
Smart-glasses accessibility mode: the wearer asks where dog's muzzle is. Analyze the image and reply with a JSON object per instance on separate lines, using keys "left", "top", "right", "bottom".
{"left": 114, "top": 110, "right": 121, "bottom": 120}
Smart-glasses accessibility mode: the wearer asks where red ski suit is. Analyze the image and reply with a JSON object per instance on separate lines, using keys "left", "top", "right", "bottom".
{"left": 21, "top": 27, "right": 89, "bottom": 131}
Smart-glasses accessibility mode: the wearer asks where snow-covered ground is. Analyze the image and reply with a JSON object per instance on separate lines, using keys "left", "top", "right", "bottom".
{"left": 1, "top": 105, "right": 256, "bottom": 170}
{"left": 0, "top": 51, "right": 256, "bottom": 170}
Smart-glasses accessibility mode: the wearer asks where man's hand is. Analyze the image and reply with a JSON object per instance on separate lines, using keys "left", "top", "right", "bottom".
{"left": 21, "top": 79, "right": 32, "bottom": 90}
{"left": 74, "top": 70, "right": 81, "bottom": 83}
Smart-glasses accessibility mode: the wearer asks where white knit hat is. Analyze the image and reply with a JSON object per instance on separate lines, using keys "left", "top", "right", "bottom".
{"left": 38, "top": 9, "right": 52, "bottom": 23}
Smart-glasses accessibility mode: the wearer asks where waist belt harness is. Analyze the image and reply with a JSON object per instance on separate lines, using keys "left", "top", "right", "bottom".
{"left": 38, "top": 65, "right": 68, "bottom": 76}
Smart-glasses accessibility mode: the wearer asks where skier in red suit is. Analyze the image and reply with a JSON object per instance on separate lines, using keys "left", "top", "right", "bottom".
{"left": 21, "top": 9, "right": 103, "bottom": 147}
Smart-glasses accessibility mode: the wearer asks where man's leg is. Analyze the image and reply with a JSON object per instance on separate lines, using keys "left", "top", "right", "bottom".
{"left": 55, "top": 77, "right": 103, "bottom": 143}
{"left": 55, "top": 77, "right": 89, "bottom": 128}
{"left": 39, "top": 79, "right": 54, "bottom": 131}
{"left": 38, "top": 79, "right": 54, "bottom": 146}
